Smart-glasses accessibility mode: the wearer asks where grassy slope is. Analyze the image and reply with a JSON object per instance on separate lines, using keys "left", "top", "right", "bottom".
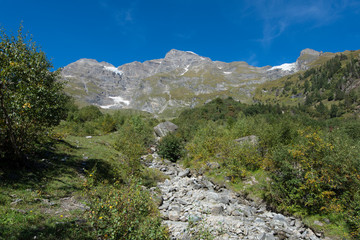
{"left": 0, "top": 131, "right": 165, "bottom": 240}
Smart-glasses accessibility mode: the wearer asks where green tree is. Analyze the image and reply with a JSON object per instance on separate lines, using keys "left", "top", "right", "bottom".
{"left": 0, "top": 26, "right": 68, "bottom": 164}
{"left": 158, "top": 133, "right": 184, "bottom": 162}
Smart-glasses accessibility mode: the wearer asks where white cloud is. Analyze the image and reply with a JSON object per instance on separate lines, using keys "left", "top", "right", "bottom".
{"left": 115, "top": 8, "right": 134, "bottom": 26}
{"left": 99, "top": 0, "right": 136, "bottom": 27}
{"left": 245, "top": 0, "right": 354, "bottom": 46}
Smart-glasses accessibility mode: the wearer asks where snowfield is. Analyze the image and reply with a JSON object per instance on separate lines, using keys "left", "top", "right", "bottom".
{"left": 100, "top": 96, "right": 130, "bottom": 109}
{"left": 268, "top": 62, "right": 296, "bottom": 72}
{"left": 104, "top": 66, "right": 123, "bottom": 75}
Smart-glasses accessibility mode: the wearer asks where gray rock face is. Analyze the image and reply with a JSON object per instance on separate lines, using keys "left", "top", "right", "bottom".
{"left": 296, "top": 48, "right": 322, "bottom": 71}
{"left": 154, "top": 121, "right": 178, "bottom": 137}
{"left": 145, "top": 150, "right": 328, "bottom": 240}
{"left": 61, "top": 49, "right": 321, "bottom": 117}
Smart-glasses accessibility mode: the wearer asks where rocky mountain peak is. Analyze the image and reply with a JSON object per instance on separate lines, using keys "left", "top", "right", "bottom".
{"left": 164, "top": 49, "right": 210, "bottom": 63}
{"left": 61, "top": 48, "right": 326, "bottom": 117}
{"left": 296, "top": 48, "right": 322, "bottom": 71}
{"left": 300, "top": 48, "right": 321, "bottom": 57}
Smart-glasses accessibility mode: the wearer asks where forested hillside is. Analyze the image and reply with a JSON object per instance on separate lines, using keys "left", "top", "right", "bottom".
{"left": 254, "top": 50, "right": 360, "bottom": 119}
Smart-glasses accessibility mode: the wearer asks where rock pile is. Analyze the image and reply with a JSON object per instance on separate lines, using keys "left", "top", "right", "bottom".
{"left": 146, "top": 153, "right": 327, "bottom": 240}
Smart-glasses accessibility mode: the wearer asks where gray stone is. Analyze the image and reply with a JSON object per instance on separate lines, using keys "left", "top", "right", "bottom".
{"left": 154, "top": 121, "right": 178, "bottom": 137}
{"left": 273, "top": 213, "right": 287, "bottom": 222}
{"left": 231, "top": 210, "right": 242, "bottom": 216}
{"left": 295, "top": 219, "right": 302, "bottom": 228}
{"left": 314, "top": 220, "right": 324, "bottom": 226}
{"left": 219, "top": 195, "right": 230, "bottom": 205}
{"left": 202, "top": 180, "right": 214, "bottom": 190}
{"left": 259, "top": 233, "right": 276, "bottom": 240}
{"left": 178, "top": 169, "right": 190, "bottom": 178}
{"left": 206, "top": 161, "right": 220, "bottom": 169}
{"left": 188, "top": 215, "right": 202, "bottom": 223}
{"left": 10, "top": 199, "right": 23, "bottom": 205}
{"left": 169, "top": 204, "right": 181, "bottom": 212}
{"left": 234, "top": 135, "right": 259, "bottom": 145}
{"left": 168, "top": 211, "right": 181, "bottom": 221}
{"left": 207, "top": 192, "right": 219, "bottom": 201}
{"left": 177, "top": 199, "right": 189, "bottom": 205}
{"left": 159, "top": 202, "right": 169, "bottom": 210}
{"left": 243, "top": 206, "right": 254, "bottom": 217}
{"left": 211, "top": 205, "right": 224, "bottom": 215}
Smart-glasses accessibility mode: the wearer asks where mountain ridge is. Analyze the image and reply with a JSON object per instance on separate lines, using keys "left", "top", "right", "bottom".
{"left": 61, "top": 48, "right": 325, "bottom": 117}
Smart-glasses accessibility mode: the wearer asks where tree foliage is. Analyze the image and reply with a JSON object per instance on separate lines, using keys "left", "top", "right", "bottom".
{"left": 0, "top": 26, "right": 68, "bottom": 164}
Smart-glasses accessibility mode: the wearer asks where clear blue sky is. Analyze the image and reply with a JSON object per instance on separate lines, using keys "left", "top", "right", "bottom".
{"left": 1, "top": 0, "right": 360, "bottom": 69}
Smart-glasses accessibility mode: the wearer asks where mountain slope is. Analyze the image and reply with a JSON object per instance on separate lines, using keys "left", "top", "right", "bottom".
{"left": 254, "top": 50, "right": 360, "bottom": 117}
{"left": 61, "top": 49, "right": 323, "bottom": 117}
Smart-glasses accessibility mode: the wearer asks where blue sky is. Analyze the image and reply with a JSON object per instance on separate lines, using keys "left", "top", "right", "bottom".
{"left": 1, "top": 0, "right": 360, "bottom": 69}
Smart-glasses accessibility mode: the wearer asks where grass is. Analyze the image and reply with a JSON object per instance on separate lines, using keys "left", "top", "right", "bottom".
{"left": 0, "top": 130, "right": 166, "bottom": 239}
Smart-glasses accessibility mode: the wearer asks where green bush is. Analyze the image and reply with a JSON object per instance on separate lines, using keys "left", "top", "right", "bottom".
{"left": 68, "top": 105, "right": 103, "bottom": 123}
{"left": 100, "top": 114, "right": 116, "bottom": 133}
{"left": 158, "top": 134, "right": 184, "bottom": 162}
{"left": 268, "top": 128, "right": 360, "bottom": 216}
{"left": 114, "top": 124, "right": 147, "bottom": 175}
{"left": 0, "top": 26, "right": 69, "bottom": 163}
{"left": 84, "top": 175, "right": 168, "bottom": 240}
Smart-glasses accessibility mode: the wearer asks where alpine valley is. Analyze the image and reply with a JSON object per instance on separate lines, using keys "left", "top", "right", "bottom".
{"left": 61, "top": 48, "right": 327, "bottom": 117}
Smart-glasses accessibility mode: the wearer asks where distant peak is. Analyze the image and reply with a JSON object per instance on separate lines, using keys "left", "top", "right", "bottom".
{"left": 164, "top": 49, "right": 210, "bottom": 63}
{"left": 76, "top": 58, "right": 100, "bottom": 64}
{"left": 300, "top": 48, "right": 321, "bottom": 56}
{"left": 165, "top": 49, "right": 199, "bottom": 58}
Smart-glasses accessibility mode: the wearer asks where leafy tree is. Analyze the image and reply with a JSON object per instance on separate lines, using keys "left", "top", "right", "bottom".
{"left": 0, "top": 26, "right": 68, "bottom": 164}
{"left": 158, "top": 133, "right": 184, "bottom": 162}
{"left": 329, "top": 104, "right": 339, "bottom": 118}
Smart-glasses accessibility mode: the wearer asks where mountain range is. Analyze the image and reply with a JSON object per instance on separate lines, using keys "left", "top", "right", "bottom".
{"left": 61, "top": 48, "right": 325, "bottom": 117}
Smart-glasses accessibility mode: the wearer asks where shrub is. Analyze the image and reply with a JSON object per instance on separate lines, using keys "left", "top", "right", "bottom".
{"left": 84, "top": 174, "right": 168, "bottom": 240}
{"left": 113, "top": 118, "right": 154, "bottom": 175}
{"left": 0, "top": 26, "right": 69, "bottom": 163}
{"left": 269, "top": 128, "right": 360, "bottom": 216}
{"left": 72, "top": 105, "right": 103, "bottom": 123}
{"left": 158, "top": 134, "right": 184, "bottom": 162}
{"left": 100, "top": 114, "right": 116, "bottom": 133}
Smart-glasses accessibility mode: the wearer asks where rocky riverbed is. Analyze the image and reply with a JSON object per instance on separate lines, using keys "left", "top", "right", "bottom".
{"left": 144, "top": 152, "right": 328, "bottom": 240}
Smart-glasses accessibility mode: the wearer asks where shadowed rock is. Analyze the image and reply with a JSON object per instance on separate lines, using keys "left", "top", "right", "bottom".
{"left": 154, "top": 121, "right": 178, "bottom": 137}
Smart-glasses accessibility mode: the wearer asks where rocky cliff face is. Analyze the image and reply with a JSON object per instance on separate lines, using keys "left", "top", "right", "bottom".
{"left": 61, "top": 49, "right": 321, "bottom": 117}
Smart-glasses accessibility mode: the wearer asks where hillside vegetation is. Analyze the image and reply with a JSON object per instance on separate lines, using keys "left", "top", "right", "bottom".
{"left": 254, "top": 50, "right": 360, "bottom": 119}
{"left": 165, "top": 97, "right": 360, "bottom": 239}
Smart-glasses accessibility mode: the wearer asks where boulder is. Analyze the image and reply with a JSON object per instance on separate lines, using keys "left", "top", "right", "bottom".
{"left": 178, "top": 168, "right": 190, "bottom": 178}
{"left": 154, "top": 121, "right": 178, "bottom": 137}
{"left": 234, "top": 135, "right": 259, "bottom": 145}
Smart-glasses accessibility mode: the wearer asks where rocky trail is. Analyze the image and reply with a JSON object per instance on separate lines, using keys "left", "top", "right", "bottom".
{"left": 144, "top": 151, "right": 327, "bottom": 240}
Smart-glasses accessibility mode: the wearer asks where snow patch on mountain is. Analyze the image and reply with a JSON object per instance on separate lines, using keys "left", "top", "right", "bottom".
{"left": 104, "top": 66, "right": 123, "bottom": 75}
{"left": 186, "top": 51, "right": 198, "bottom": 55}
{"left": 100, "top": 96, "right": 130, "bottom": 109}
{"left": 268, "top": 63, "right": 296, "bottom": 72}
{"left": 181, "top": 65, "right": 190, "bottom": 76}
